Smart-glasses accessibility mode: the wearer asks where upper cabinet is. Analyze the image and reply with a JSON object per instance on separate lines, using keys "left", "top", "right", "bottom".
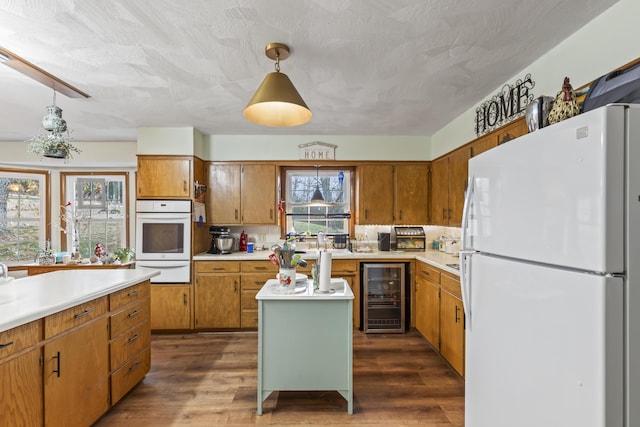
{"left": 207, "top": 163, "right": 277, "bottom": 225}
{"left": 137, "top": 155, "right": 204, "bottom": 200}
{"left": 357, "top": 163, "right": 429, "bottom": 225}
{"left": 430, "top": 148, "right": 469, "bottom": 226}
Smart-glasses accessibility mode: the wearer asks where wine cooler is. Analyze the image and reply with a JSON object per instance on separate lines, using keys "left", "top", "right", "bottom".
{"left": 362, "top": 263, "right": 405, "bottom": 333}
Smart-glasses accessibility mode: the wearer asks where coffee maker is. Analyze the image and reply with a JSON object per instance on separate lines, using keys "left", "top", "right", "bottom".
{"left": 207, "top": 226, "right": 231, "bottom": 254}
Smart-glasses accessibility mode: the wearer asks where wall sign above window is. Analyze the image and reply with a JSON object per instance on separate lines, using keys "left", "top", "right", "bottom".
{"left": 475, "top": 73, "right": 535, "bottom": 136}
{"left": 299, "top": 141, "right": 336, "bottom": 160}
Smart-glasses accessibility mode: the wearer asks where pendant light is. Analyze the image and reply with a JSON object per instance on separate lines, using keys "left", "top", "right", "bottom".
{"left": 310, "top": 165, "right": 326, "bottom": 204}
{"left": 243, "top": 43, "right": 312, "bottom": 127}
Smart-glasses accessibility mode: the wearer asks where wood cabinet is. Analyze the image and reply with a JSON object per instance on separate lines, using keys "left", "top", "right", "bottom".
{"left": 357, "top": 163, "right": 429, "bottom": 225}
{"left": 0, "top": 321, "right": 43, "bottom": 427}
{"left": 194, "top": 261, "right": 241, "bottom": 329}
{"left": 44, "top": 316, "right": 110, "bottom": 427}
{"left": 150, "top": 284, "right": 191, "bottom": 330}
{"left": 137, "top": 155, "right": 192, "bottom": 199}
{"left": 430, "top": 147, "right": 470, "bottom": 226}
{"left": 415, "top": 262, "right": 441, "bottom": 348}
{"left": 331, "top": 259, "right": 360, "bottom": 329}
{"left": 439, "top": 272, "right": 465, "bottom": 377}
{"left": 240, "top": 261, "right": 279, "bottom": 329}
{"left": 206, "top": 163, "right": 277, "bottom": 225}
{"left": 357, "top": 164, "right": 394, "bottom": 224}
{"left": 109, "top": 282, "right": 151, "bottom": 405}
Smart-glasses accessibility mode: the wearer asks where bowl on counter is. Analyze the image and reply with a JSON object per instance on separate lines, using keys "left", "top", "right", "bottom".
{"left": 215, "top": 237, "right": 234, "bottom": 254}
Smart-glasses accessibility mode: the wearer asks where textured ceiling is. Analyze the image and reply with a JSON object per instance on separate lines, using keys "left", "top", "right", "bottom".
{"left": 0, "top": 0, "right": 617, "bottom": 142}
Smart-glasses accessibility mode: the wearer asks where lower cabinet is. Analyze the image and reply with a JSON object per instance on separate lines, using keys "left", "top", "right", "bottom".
{"left": 415, "top": 261, "right": 465, "bottom": 377}
{"left": 331, "top": 259, "right": 359, "bottom": 329}
{"left": 240, "top": 261, "right": 279, "bottom": 329}
{"left": 150, "top": 284, "right": 191, "bottom": 330}
{"left": 44, "top": 317, "right": 110, "bottom": 427}
{"left": 194, "top": 261, "right": 241, "bottom": 329}
{"left": 0, "top": 343, "right": 43, "bottom": 426}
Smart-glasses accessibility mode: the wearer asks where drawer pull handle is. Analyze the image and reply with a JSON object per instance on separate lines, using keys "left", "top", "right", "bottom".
{"left": 0, "top": 341, "right": 14, "bottom": 349}
{"left": 127, "top": 333, "right": 141, "bottom": 343}
{"left": 212, "top": 267, "right": 225, "bottom": 271}
{"left": 74, "top": 308, "right": 95, "bottom": 319}
{"left": 128, "top": 361, "right": 142, "bottom": 372}
{"left": 52, "top": 351, "right": 61, "bottom": 377}
{"left": 128, "top": 309, "right": 142, "bottom": 318}
{"left": 128, "top": 290, "right": 139, "bottom": 297}
{"left": 422, "top": 270, "right": 430, "bottom": 276}
{"left": 255, "top": 266, "right": 267, "bottom": 271}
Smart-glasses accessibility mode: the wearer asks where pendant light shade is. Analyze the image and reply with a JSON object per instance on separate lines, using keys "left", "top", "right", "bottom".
{"left": 243, "top": 43, "right": 312, "bottom": 127}
{"left": 309, "top": 165, "right": 326, "bottom": 204}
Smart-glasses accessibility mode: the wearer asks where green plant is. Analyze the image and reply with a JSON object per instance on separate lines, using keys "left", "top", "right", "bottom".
{"left": 113, "top": 247, "right": 135, "bottom": 262}
{"left": 26, "top": 133, "right": 81, "bottom": 160}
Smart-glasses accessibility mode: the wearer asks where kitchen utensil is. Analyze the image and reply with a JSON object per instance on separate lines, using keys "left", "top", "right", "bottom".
{"left": 268, "top": 253, "right": 280, "bottom": 266}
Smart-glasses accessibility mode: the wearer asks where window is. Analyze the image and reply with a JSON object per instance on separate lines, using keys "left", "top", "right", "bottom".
{"left": 0, "top": 169, "right": 48, "bottom": 262}
{"left": 62, "top": 173, "right": 128, "bottom": 257}
{"left": 284, "top": 168, "right": 351, "bottom": 236}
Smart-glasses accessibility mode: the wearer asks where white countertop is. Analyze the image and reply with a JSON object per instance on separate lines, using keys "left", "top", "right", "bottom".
{"left": 0, "top": 267, "right": 160, "bottom": 333}
{"left": 193, "top": 249, "right": 461, "bottom": 276}
{"left": 256, "top": 278, "right": 354, "bottom": 300}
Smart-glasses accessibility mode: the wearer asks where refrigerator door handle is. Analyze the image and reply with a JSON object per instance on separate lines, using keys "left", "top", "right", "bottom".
{"left": 461, "top": 175, "right": 475, "bottom": 251}
{"left": 459, "top": 250, "right": 474, "bottom": 331}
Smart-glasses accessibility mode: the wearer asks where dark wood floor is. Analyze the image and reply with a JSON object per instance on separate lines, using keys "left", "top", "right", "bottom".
{"left": 95, "top": 330, "right": 464, "bottom": 426}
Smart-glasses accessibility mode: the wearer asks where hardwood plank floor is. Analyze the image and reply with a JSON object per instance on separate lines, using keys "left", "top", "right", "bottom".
{"left": 95, "top": 330, "right": 464, "bottom": 426}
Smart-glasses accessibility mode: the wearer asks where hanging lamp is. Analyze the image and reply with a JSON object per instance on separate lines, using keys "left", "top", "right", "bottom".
{"left": 243, "top": 43, "right": 312, "bottom": 127}
{"left": 310, "top": 165, "right": 326, "bottom": 204}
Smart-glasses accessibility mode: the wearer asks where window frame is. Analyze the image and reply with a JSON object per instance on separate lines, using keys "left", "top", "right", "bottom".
{"left": 60, "top": 172, "right": 130, "bottom": 256}
{"left": 280, "top": 165, "right": 355, "bottom": 238}
{"left": 0, "top": 167, "right": 50, "bottom": 262}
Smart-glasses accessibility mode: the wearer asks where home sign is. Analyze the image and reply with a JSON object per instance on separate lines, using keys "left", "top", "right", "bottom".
{"left": 299, "top": 141, "right": 336, "bottom": 160}
{"left": 475, "top": 73, "right": 535, "bottom": 136}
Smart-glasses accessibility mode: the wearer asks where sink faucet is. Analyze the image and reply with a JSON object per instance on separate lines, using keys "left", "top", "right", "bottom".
{"left": 0, "top": 263, "right": 8, "bottom": 280}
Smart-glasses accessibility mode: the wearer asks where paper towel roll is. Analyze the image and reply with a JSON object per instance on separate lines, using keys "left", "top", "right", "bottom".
{"left": 319, "top": 251, "right": 332, "bottom": 292}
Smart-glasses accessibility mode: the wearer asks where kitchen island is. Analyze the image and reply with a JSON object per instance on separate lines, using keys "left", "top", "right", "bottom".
{"left": 256, "top": 278, "right": 354, "bottom": 415}
{"left": 0, "top": 267, "right": 159, "bottom": 427}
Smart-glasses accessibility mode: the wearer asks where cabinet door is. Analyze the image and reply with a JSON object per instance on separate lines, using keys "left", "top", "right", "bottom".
{"left": 241, "top": 164, "right": 277, "bottom": 225}
{"left": 440, "top": 289, "right": 465, "bottom": 377}
{"left": 137, "top": 157, "right": 191, "bottom": 198}
{"left": 358, "top": 165, "right": 394, "bottom": 225}
{"left": 195, "top": 275, "right": 240, "bottom": 328}
{"left": 150, "top": 284, "right": 191, "bottom": 330}
{"left": 44, "top": 317, "right": 109, "bottom": 427}
{"left": 415, "top": 276, "right": 440, "bottom": 349}
{"left": 395, "top": 164, "right": 429, "bottom": 225}
{"left": 470, "top": 134, "right": 497, "bottom": 158}
{"left": 208, "top": 164, "right": 241, "bottom": 224}
{"left": 430, "top": 157, "right": 449, "bottom": 225}
{"left": 495, "top": 117, "right": 528, "bottom": 145}
{"left": 447, "top": 147, "right": 470, "bottom": 226}
{"left": 0, "top": 348, "right": 43, "bottom": 426}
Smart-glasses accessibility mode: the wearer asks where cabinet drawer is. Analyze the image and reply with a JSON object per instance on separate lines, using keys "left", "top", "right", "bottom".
{"left": 110, "top": 299, "right": 150, "bottom": 338}
{"left": 241, "top": 261, "right": 278, "bottom": 273}
{"left": 0, "top": 320, "right": 41, "bottom": 362}
{"left": 241, "top": 273, "right": 273, "bottom": 289}
{"left": 332, "top": 259, "right": 357, "bottom": 273}
{"left": 195, "top": 261, "right": 240, "bottom": 273}
{"left": 441, "top": 271, "right": 461, "bottom": 298}
{"left": 44, "top": 296, "right": 108, "bottom": 338}
{"left": 111, "top": 347, "right": 150, "bottom": 404}
{"left": 110, "top": 321, "right": 150, "bottom": 370}
{"left": 241, "top": 310, "right": 258, "bottom": 329}
{"left": 416, "top": 262, "right": 441, "bottom": 283}
{"left": 110, "top": 281, "right": 150, "bottom": 311}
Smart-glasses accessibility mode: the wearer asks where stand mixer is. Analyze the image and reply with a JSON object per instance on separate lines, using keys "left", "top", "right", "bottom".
{"left": 207, "top": 226, "right": 233, "bottom": 254}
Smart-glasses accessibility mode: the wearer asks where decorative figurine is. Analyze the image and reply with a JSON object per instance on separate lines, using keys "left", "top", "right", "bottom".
{"left": 547, "top": 77, "right": 581, "bottom": 124}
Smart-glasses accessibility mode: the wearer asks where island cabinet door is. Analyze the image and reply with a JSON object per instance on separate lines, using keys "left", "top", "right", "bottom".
{"left": 0, "top": 348, "right": 43, "bottom": 426}
{"left": 44, "top": 317, "right": 110, "bottom": 427}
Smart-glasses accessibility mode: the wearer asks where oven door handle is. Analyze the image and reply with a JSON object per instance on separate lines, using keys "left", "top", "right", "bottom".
{"left": 136, "top": 262, "right": 190, "bottom": 269}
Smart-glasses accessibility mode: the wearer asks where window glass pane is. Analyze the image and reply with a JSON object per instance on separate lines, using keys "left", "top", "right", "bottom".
{"left": 285, "top": 169, "right": 350, "bottom": 236}
{"left": 0, "top": 172, "right": 46, "bottom": 262}
{"left": 64, "top": 174, "right": 127, "bottom": 257}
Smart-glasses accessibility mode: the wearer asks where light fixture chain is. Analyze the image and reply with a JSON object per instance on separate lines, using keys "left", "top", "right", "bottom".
{"left": 274, "top": 51, "right": 280, "bottom": 72}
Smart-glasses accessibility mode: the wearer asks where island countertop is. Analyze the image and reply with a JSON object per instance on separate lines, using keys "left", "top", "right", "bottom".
{"left": 0, "top": 267, "right": 160, "bottom": 333}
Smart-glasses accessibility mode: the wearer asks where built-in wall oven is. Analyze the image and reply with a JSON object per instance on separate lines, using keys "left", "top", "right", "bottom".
{"left": 135, "top": 200, "right": 191, "bottom": 283}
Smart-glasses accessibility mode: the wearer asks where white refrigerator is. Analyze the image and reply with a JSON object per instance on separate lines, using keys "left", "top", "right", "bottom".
{"left": 460, "top": 104, "right": 640, "bottom": 427}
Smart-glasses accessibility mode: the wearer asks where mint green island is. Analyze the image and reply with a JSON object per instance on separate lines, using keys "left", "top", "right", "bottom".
{"left": 256, "top": 278, "right": 354, "bottom": 415}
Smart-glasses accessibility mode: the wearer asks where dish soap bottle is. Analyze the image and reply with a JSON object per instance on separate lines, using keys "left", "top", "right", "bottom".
{"left": 239, "top": 230, "right": 248, "bottom": 252}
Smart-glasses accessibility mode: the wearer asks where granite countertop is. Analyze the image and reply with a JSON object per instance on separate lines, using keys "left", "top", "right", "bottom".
{"left": 193, "top": 249, "right": 461, "bottom": 276}
{"left": 0, "top": 267, "right": 160, "bottom": 333}
{"left": 256, "top": 278, "right": 354, "bottom": 300}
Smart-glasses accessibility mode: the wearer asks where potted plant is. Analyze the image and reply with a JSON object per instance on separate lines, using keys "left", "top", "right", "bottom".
{"left": 113, "top": 247, "right": 135, "bottom": 263}
{"left": 27, "top": 133, "right": 81, "bottom": 160}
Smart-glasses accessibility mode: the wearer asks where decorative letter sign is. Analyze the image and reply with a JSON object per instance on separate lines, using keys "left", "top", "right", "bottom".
{"left": 299, "top": 141, "right": 337, "bottom": 160}
{"left": 475, "top": 74, "right": 535, "bottom": 136}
